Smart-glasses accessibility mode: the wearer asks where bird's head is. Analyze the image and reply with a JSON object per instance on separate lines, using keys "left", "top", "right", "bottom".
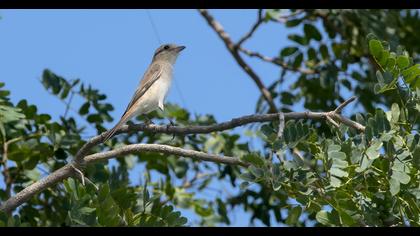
{"left": 152, "top": 43, "right": 186, "bottom": 64}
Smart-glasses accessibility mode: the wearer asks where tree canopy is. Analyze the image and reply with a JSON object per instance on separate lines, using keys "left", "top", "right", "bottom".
{"left": 1, "top": 9, "right": 420, "bottom": 226}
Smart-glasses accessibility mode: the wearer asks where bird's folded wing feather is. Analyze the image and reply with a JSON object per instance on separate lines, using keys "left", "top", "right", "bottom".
{"left": 121, "top": 63, "right": 162, "bottom": 118}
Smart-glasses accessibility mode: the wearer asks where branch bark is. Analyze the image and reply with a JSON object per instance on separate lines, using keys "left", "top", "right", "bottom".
{"left": 84, "top": 144, "right": 248, "bottom": 167}
{"left": 0, "top": 164, "right": 75, "bottom": 214}
{"left": 0, "top": 96, "right": 363, "bottom": 214}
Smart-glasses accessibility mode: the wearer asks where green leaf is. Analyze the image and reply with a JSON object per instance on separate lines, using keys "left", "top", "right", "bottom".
{"left": 389, "top": 178, "right": 400, "bottom": 196}
{"left": 320, "top": 44, "right": 329, "bottom": 60}
{"left": 194, "top": 204, "right": 213, "bottom": 217}
{"left": 365, "top": 140, "right": 382, "bottom": 160}
{"left": 402, "top": 64, "right": 420, "bottom": 78}
{"left": 293, "top": 52, "right": 304, "bottom": 69}
{"left": 286, "top": 206, "right": 302, "bottom": 225}
{"left": 413, "top": 146, "right": 420, "bottom": 169}
{"left": 79, "top": 207, "right": 96, "bottom": 215}
{"left": 248, "top": 166, "right": 264, "bottom": 178}
{"left": 54, "top": 148, "right": 68, "bottom": 160}
{"left": 378, "top": 50, "right": 389, "bottom": 67}
{"left": 239, "top": 172, "right": 256, "bottom": 182}
{"left": 239, "top": 181, "right": 250, "bottom": 190}
{"left": 304, "top": 24, "right": 322, "bottom": 41}
{"left": 330, "top": 168, "right": 348, "bottom": 178}
{"left": 288, "top": 34, "right": 308, "bottom": 45}
{"left": 338, "top": 209, "right": 356, "bottom": 226}
{"left": 392, "top": 171, "right": 410, "bottom": 185}
{"left": 79, "top": 102, "right": 90, "bottom": 115}
{"left": 402, "top": 64, "right": 420, "bottom": 88}
{"left": 328, "top": 144, "right": 341, "bottom": 153}
{"left": 86, "top": 114, "right": 102, "bottom": 123}
{"left": 280, "top": 47, "right": 299, "bottom": 57}
{"left": 0, "top": 122, "right": 5, "bottom": 141}
{"left": 0, "top": 105, "right": 25, "bottom": 123}
{"left": 260, "top": 124, "right": 277, "bottom": 142}
{"left": 307, "top": 47, "right": 317, "bottom": 61}
{"left": 396, "top": 55, "right": 410, "bottom": 69}
{"left": 376, "top": 70, "right": 384, "bottom": 83}
{"left": 385, "top": 56, "right": 396, "bottom": 71}
{"left": 391, "top": 103, "right": 400, "bottom": 124}
{"left": 369, "top": 39, "right": 383, "bottom": 59}
{"left": 316, "top": 210, "right": 333, "bottom": 226}
{"left": 240, "top": 153, "right": 265, "bottom": 167}
{"left": 285, "top": 18, "right": 302, "bottom": 28}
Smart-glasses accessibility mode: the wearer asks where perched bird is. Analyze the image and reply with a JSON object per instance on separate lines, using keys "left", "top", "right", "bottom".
{"left": 102, "top": 43, "right": 186, "bottom": 142}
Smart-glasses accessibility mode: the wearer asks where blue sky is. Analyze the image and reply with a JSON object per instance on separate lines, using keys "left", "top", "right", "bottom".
{"left": 0, "top": 9, "right": 304, "bottom": 226}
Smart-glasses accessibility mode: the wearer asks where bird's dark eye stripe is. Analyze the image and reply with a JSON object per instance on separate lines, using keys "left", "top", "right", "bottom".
{"left": 154, "top": 48, "right": 165, "bottom": 56}
{"left": 154, "top": 45, "right": 171, "bottom": 57}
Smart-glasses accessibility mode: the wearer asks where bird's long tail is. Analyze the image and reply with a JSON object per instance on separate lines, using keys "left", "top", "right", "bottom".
{"left": 102, "top": 119, "right": 126, "bottom": 143}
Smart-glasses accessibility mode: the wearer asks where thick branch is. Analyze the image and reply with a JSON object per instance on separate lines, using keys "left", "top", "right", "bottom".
{"left": 198, "top": 9, "right": 277, "bottom": 113}
{"left": 1, "top": 97, "right": 364, "bottom": 213}
{"left": 0, "top": 165, "right": 75, "bottom": 214}
{"left": 84, "top": 144, "right": 247, "bottom": 167}
{"left": 0, "top": 144, "right": 246, "bottom": 214}
{"left": 76, "top": 97, "right": 364, "bottom": 164}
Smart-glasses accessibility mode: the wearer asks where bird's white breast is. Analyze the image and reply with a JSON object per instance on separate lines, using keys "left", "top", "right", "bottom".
{"left": 135, "top": 64, "right": 173, "bottom": 115}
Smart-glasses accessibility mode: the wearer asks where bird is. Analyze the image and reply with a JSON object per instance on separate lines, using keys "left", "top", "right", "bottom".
{"left": 102, "top": 43, "right": 186, "bottom": 143}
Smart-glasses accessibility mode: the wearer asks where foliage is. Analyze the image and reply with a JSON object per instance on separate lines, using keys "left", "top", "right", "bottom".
{"left": 1, "top": 9, "right": 420, "bottom": 227}
{"left": 238, "top": 34, "right": 420, "bottom": 226}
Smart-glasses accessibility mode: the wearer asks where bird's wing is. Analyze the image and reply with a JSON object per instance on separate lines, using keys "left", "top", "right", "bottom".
{"left": 120, "top": 63, "right": 163, "bottom": 119}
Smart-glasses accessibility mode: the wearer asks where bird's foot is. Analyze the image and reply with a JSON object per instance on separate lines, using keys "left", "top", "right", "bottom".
{"left": 144, "top": 117, "right": 154, "bottom": 126}
{"left": 166, "top": 118, "right": 176, "bottom": 140}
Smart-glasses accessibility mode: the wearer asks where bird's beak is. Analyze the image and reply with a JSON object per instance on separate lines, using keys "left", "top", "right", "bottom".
{"left": 175, "top": 46, "right": 186, "bottom": 52}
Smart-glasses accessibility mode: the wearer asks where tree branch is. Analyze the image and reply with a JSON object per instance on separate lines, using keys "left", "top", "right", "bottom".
{"left": 83, "top": 144, "right": 248, "bottom": 167}
{"left": 211, "top": 9, "right": 316, "bottom": 76}
{"left": 238, "top": 47, "right": 317, "bottom": 75}
{"left": 198, "top": 9, "right": 278, "bottom": 113}
{"left": 0, "top": 143, "right": 246, "bottom": 214}
{"left": 0, "top": 96, "right": 364, "bottom": 214}
{"left": 0, "top": 164, "right": 75, "bottom": 214}
{"left": 334, "top": 96, "right": 356, "bottom": 113}
{"left": 236, "top": 9, "right": 263, "bottom": 47}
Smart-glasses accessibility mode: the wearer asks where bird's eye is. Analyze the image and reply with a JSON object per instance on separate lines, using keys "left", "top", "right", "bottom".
{"left": 164, "top": 45, "right": 170, "bottom": 50}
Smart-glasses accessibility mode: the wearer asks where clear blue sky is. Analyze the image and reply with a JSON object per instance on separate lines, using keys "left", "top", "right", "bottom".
{"left": 0, "top": 9, "right": 303, "bottom": 226}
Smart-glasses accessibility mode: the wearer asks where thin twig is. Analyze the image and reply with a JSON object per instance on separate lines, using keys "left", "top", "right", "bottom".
{"left": 236, "top": 9, "right": 263, "bottom": 47}
{"left": 334, "top": 96, "right": 356, "bottom": 114}
{"left": 238, "top": 47, "right": 316, "bottom": 75}
{"left": 63, "top": 91, "right": 75, "bottom": 119}
{"left": 70, "top": 164, "right": 85, "bottom": 186}
{"left": 198, "top": 9, "right": 277, "bottom": 113}
{"left": 325, "top": 113, "right": 340, "bottom": 128}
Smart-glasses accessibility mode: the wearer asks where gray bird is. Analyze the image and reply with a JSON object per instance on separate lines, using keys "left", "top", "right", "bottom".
{"left": 102, "top": 43, "right": 186, "bottom": 142}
